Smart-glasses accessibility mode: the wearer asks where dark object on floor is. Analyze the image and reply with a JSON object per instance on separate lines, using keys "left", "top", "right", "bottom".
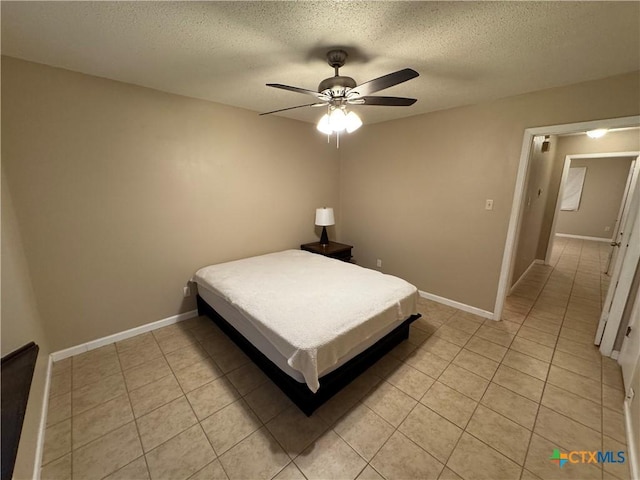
{"left": 1, "top": 342, "right": 39, "bottom": 480}
{"left": 197, "top": 294, "right": 420, "bottom": 416}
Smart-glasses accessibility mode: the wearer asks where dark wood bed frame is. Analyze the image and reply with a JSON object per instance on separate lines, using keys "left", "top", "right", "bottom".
{"left": 2, "top": 342, "right": 39, "bottom": 480}
{"left": 196, "top": 294, "right": 420, "bottom": 416}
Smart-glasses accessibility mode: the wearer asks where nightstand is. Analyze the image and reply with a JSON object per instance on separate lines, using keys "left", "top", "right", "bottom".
{"left": 301, "top": 241, "right": 353, "bottom": 262}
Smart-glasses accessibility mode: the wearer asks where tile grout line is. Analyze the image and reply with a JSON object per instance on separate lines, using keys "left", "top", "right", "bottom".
{"left": 452, "top": 238, "right": 603, "bottom": 478}
{"left": 118, "top": 327, "right": 237, "bottom": 479}
{"left": 530, "top": 239, "right": 612, "bottom": 477}
{"left": 324, "top": 304, "right": 457, "bottom": 479}
{"left": 154, "top": 325, "right": 235, "bottom": 480}
{"left": 112, "top": 341, "right": 152, "bottom": 480}
{"left": 517, "top": 238, "right": 581, "bottom": 479}
{"left": 70, "top": 349, "right": 134, "bottom": 476}
{"left": 411, "top": 301, "right": 533, "bottom": 477}
{"left": 581, "top": 240, "right": 607, "bottom": 479}
{"left": 599, "top": 240, "right": 608, "bottom": 479}
{"left": 452, "top": 253, "right": 559, "bottom": 478}
{"left": 182, "top": 323, "right": 308, "bottom": 480}
{"left": 352, "top": 310, "right": 452, "bottom": 477}
{"left": 70, "top": 331, "right": 212, "bottom": 479}
{"left": 175, "top": 332, "right": 236, "bottom": 480}
{"left": 418, "top": 303, "right": 544, "bottom": 468}
{"left": 517, "top": 264, "right": 573, "bottom": 478}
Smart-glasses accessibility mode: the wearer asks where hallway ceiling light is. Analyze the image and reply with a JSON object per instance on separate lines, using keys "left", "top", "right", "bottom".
{"left": 587, "top": 128, "right": 608, "bottom": 139}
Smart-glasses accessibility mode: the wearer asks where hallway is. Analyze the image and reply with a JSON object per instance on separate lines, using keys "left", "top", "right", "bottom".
{"left": 504, "top": 236, "right": 628, "bottom": 479}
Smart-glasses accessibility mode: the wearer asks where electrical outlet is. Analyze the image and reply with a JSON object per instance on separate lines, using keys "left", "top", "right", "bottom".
{"left": 183, "top": 286, "right": 191, "bottom": 297}
{"left": 485, "top": 199, "right": 494, "bottom": 210}
{"left": 376, "top": 259, "right": 382, "bottom": 268}
{"left": 604, "top": 226, "right": 611, "bottom": 232}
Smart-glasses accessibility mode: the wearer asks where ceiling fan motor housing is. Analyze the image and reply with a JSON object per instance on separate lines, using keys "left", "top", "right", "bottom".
{"left": 327, "top": 49, "right": 347, "bottom": 68}
{"left": 318, "top": 49, "right": 357, "bottom": 97}
{"left": 318, "top": 76, "right": 356, "bottom": 97}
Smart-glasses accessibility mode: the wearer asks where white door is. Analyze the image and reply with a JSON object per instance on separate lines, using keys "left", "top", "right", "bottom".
{"left": 606, "top": 157, "right": 639, "bottom": 274}
{"left": 597, "top": 182, "right": 640, "bottom": 354}
{"left": 618, "top": 286, "right": 639, "bottom": 388}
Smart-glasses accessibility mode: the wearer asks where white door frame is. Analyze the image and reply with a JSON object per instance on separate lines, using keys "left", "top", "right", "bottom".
{"left": 494, "top": 115, "right": 640, "bottom": 321}
{"left": 544, "top": 152, "right": 640, "bottom": 265}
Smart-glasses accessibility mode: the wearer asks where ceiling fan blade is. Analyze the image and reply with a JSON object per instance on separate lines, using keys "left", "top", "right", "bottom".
{"left": 350, "top": 96, "right": 417, "bottom": 106}
{"left": 266, "top": 83, "right": 328, "bottom": 100}
{"left": 259, "top": 102, "right": 326, "bottom": 116}
{"left": 348, "top": 68, "right": 419, "bottom": 97}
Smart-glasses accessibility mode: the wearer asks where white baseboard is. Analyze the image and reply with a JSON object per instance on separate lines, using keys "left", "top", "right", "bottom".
{"left": 33, "top": 355, "right": 52, "bottom": 480}
{"left": 509, "top": 259, "right": 545, "bottom": 295}
{"left": 555, "top": 233, "right": 612, "bottom": 243}
{"left": 50, "top": 309, "right": 198, "bottom": 362}
{"left": 419, "top": 290, "right": 494, "bottom": 320}
{"left": 624, "top": 397, "right": 639, "bottom": 480}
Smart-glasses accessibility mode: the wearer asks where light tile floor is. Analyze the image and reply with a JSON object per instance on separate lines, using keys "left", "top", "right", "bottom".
{"left": 41, "top": 238, "right": 631, "bottom": 480}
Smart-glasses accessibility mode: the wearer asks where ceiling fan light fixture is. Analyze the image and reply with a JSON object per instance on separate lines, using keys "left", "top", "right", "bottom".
{"left": 263, "top": 49, "right": 419, "bottom": 144}
{"left": 329, "top": 108, "right": 347, "bottom": 132}
{"left": 345, "top": 111, "right": 362, "bottom": 133}
{"left": 317, "top": 107, "right": 361, "bottom": 137}
{"left": 317, "top": 114, "right": 332, "bottom": 135}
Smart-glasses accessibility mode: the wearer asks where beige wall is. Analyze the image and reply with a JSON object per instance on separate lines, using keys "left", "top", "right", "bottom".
{"left": 340, "top": 71, "right": 640, "bottom": 312}
{"left": 511, "top": 135, "right": 558, "bottom": 285}
{"left": 556, "top": 156, "right": 634, "bottom": 238}
{"left": 1, "top": 169, "right": 50, "bottom": 479}
{"left": 2, "top": 56, "right": 340, "bottom": 350}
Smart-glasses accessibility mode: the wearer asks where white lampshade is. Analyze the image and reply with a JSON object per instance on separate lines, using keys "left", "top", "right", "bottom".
{"left": 315, "top": 207, "right": 335, "bottom": 226}
{"left": 316, "top": 114, "right": 332, "bottom": 134}
{"left": 328, "top": 108, "right": 347, "bottom": 132}
{"left": 345, "top": 111, "right": 362, "bottom": 133}
{"left": 316, "top": 107, "right": 363, "bottom": 138}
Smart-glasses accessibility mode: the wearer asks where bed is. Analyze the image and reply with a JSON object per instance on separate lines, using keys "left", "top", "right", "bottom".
{"left": 193, "top": 249, "right": 420, "bottom": 415}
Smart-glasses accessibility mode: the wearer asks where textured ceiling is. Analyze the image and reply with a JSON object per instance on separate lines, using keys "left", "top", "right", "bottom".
{"left": 2, "top": 1, "right": 639, "bottom": 126}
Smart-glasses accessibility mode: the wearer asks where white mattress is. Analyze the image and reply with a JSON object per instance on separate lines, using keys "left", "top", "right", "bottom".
{"left": 194, "top": 249, "right": 418, "bottom": 392}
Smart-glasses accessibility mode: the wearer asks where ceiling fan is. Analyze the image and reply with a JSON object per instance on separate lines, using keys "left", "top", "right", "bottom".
{"left": 260, "top": 49, "right": 419, "bottom": 136}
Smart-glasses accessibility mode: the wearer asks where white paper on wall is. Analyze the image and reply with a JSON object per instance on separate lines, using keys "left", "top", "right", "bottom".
{"left": 561, "top": 166, "right": 587, "bottom": 211}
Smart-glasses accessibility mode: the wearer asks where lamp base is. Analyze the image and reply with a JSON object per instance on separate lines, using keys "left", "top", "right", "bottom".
{"left": 320, "top": 226, "right": 329, "bottom": 245}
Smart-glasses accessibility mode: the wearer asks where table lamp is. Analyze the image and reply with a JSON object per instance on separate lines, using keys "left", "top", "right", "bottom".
{"left": 315, "top": 207, "right": 335, "bottom": 246}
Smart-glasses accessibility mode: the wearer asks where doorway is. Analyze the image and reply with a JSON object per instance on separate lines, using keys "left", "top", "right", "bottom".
{"left": 545, "top": 152, "right": 639, "bottom": 270}
{"left": 494, "top": 115, "right": 640, "bottom": 352}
